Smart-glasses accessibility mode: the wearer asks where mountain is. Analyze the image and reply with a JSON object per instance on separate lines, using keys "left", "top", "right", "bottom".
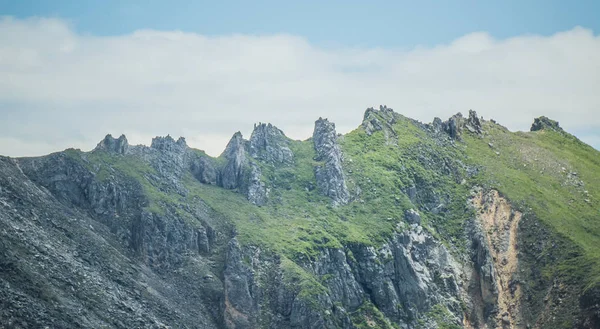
{"left": 1, "top": 106, "right": 599, "bottom": 329}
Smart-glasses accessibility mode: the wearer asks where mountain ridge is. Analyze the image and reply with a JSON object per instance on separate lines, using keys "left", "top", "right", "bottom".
{"left": 1, "top": 106, "right": 599, "bottom": 328}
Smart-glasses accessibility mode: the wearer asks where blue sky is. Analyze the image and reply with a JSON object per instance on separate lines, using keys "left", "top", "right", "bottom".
{"left": 3, "top": 0, "right": 599, "bottom": 47}
{"left": 0, "top": 1, "right": 599, "bottom": 155}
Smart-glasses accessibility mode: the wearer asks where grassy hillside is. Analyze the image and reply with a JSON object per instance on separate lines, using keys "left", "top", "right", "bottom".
{"left": 463, "top": 121, "right": 600, "bottom": 290}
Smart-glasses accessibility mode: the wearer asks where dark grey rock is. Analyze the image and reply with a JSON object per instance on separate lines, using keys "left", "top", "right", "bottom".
{"left": 530, "top": 116, "right": 563, "bottom": 132}
{"left": 466, "top": 110, "right": 483, "bottom": 134}
{"left": 432, "top": 117, "right": 444, "bottom": 134}
{"left": 190, "top": 156, "right": 217, "bottom": 185}
{"left": 443, "top": 113, "right": 464, "bottom": 139}
{"left": 440, "top": 110, "right": 482, "bottom": 139}
{"left": 405, "top": 208, "right": 421, "bottom": 224}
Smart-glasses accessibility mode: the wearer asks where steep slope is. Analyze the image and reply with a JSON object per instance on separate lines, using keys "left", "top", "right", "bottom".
{"left": 0, "top": 107, "right": 598, "bottom": 329}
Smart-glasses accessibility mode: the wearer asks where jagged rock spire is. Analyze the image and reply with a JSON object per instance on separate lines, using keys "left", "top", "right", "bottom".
{"left": 248, "top": 122, "right": 293, "bottom": 165}
{"left": 150, "top": 135, "right": 187, "bottom": 152}
{"left": 219, "top": 131, "right": 268, "bottom": 205}
{"left": 465, "top": 110, "right": 483, "bottom": 134}
{"left": 220, "top": 132, "right": 247, "bottom": 190}
{"left": 313, "top": 118, "right": 350, "bottom": 205}
{"left": 94, "top": 134, "right": 129, "bottom": 154}
{"left": 438, "top": 110, "right": 483, "bottom": 140}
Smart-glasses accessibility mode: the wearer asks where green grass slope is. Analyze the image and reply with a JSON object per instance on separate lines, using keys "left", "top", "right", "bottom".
{"left": 463, "top": 121, "right": 600, "bottom": 290}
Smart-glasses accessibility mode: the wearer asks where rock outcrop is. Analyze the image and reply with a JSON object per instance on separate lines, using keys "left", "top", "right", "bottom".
{"left": 350, "top": 224, "right": 463, "bottom": 327}
{"left": 219, "top": 132, "right": 268, "bottom": 205}
{"left": 530, "top": 116, "right": 563, "bottom": 132}
{"left": 439, "top": 110, "right": 483, "bottom": 139}
{"left": 246, "top": 163, "right": 268, "bottom": 206}
{"left": 443, "top": 113, "right": 465, "bottom": 139}
{"left": 150, "top": 135, "right": 188, "bottom": 166}
{"left": 248, "top": 123, "right": 294, "bottom": 165}
{"left": 313, "top": 118, "right": 350, "bottom": 205}
{"left": 94, "top": 134, "right": 129, "bottom": 154}
{"left": 220, "top": 132, "right": 248, "bottom": 190}
{"left": 190, "top": 155, "right": 218, "bottom": 185}
{"left": 362, "top": 105, "right": 398, "bottom": 136}
{"left": 465, "top": 110, "right": 483, "bottom": 134}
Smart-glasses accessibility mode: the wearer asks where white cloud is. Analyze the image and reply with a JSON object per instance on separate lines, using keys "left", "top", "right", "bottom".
{"left": 0, "top": 16, "right": 599, "bottom": 157}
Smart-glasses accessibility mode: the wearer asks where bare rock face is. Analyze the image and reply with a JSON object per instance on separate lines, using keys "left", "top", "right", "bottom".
{"left": 190, "top": 156, "right": 217, "bottom": 185}
{"left": 0, "top": 156, "right": 224, "bottom": 328}
{"left": 248, "top": 123, "right": 293, "bottom": 165}
{"left": 349, "top": 224, "right": 463, "bottom": 327}
{"left": 220, "top": 132, "right": 247, "bottom": 190}
{"left": 468, "top": 190, "right": 523, "bottom": 329}
{"left": 405, "top": 208, "right": 421, "bottom": 225}
{"left": 94, "top": 134, "right": 129, "bottom": 154}
{"left": 219, "top": 132, "right": 268, "bottom": 205}
{"left": 246, "top": 163, "right": 267, "bottom": 206}
{"left": 150, "top": 135, "right": 188, "bottom": 169}
{"left": 223, "top": 238, "right": 258, "bottom": 329}
{"left": 149, "top": 135, "right": 189, "bottom": 193}
{"left": 313, "top": 118, "right": 350, "bottom": 205}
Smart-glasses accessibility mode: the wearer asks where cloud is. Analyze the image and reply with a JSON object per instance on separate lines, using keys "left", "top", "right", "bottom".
{"left": 1, "top": 16, "right": 599, "bottom": 157}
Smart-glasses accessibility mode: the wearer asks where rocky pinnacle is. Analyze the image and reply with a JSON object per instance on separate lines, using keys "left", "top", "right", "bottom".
{"left": 312, "top": 118, "right": 350, "bottom": 205}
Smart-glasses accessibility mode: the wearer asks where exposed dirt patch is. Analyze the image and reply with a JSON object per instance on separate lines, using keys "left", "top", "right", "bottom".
{"left": 224, "top": 296, "right": 248, "bottom": 328}
{"left": 473, "top": 190, "right": 523, "bottom": 329}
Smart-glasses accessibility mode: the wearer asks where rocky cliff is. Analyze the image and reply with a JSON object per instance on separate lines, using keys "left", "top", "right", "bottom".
{"left": 1, "top": 107, "right": 599, "bottom": 328}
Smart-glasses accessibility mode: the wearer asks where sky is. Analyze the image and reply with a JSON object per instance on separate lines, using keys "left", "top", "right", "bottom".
{"left": 1, "top": 0, "right": 599, "bottom": 156}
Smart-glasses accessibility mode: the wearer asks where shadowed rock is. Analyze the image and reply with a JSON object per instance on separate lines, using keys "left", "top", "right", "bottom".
{"left": 440, "top": 110, "right": 483, "bottom": 139}
{"left": 190, "top": 156, "right": 217, "bottom": 185}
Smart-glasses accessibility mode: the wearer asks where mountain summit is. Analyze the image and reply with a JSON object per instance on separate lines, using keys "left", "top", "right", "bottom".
{"left": 1, "top": 107, "right": 599, "bottom": 329}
